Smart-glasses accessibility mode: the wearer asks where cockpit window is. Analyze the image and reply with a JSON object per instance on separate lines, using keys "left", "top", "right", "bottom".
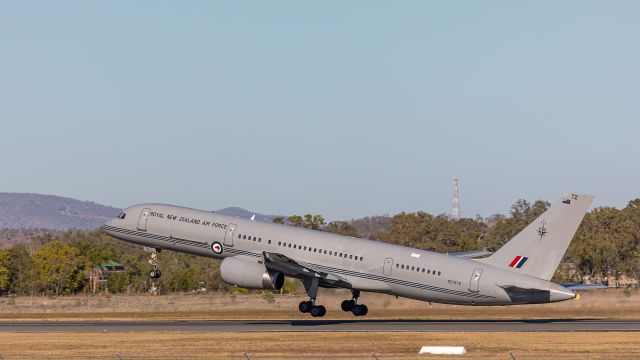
{"left": 116, "top": 212, "right": 126, "bottom": 220}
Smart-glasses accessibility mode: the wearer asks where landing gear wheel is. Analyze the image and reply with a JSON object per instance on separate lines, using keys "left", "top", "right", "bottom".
{"left": 147, "top": 249, "right": 161, "bottom": 279}
{"left": 310, "top": 305, "right": 326, "bottom": 318}
{"left": 352, "top": 304, "right": 368, "bottom": 316}
{"left": 298, "top": 301, "right": 313, "bottom": 313}
{"left": 341, "top": 299, "right": 355, "bottom": 312}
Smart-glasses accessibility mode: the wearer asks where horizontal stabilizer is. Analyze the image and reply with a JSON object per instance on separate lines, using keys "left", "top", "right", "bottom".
{"left": 448, "top": 249, "right": 492, "bottom": 259}
{"left": 561, "top": 284, "right": 608, "bottom": 291}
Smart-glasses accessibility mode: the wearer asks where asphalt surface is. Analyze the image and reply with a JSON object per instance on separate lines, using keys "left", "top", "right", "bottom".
{"left": 0, "top": 319, "right": 638, "bottom": 332}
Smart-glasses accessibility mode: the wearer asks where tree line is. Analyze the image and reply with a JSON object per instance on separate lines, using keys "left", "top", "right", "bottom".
{"left": 0, "top": 198, "right": 638, "bottom": 295}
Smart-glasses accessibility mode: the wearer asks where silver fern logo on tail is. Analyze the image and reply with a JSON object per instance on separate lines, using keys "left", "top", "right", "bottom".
{"left": 537, "top": 219, "right": 548, "bottom": 240}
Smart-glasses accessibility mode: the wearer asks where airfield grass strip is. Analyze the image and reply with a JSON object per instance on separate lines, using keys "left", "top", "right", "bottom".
{"left": 0, "top": 332, "right": 638, "bottom": 359}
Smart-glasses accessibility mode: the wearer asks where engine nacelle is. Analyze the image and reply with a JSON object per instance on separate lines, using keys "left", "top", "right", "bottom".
{"left": 219, "top": 257, "right": 284, "bottom": 290}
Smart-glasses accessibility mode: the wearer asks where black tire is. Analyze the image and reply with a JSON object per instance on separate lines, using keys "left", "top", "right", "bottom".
{"left": 352, "top": 304, "right": 367, "bottom": 316}
{"left": 310, "top": 305, "right": 326, "bottom": 318}
{"left": 341, "top": 299, "right": 355, "bottom": 312}
{"left": 359, "top": 304, "right": 368, "bottom": 316}
{"left": 149, "top": 270, "right": 157, "bottom": 279}
{"left": 298, "top": 301, "right": 312, "bottom": 313}
{"left": 154, "top": 270, "right": 161, "bottom": 279}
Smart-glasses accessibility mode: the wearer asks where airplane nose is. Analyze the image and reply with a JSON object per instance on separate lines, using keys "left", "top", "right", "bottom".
{"left": 103, "top": 218, "right": 116, "bottom": 229}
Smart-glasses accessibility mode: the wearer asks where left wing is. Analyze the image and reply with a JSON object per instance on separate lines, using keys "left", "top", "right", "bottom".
{"left": 262, "top": 251, "right": 351, "bottom": 288}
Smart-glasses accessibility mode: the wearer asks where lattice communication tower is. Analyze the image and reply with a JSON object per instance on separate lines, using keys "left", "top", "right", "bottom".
{"left": 452, "top": 177, "right": 461, "bottom": 220}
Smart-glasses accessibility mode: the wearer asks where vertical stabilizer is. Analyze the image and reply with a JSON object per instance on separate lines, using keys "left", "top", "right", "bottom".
{"left": 479, "top": 193, "right": 593, "bottom": 281}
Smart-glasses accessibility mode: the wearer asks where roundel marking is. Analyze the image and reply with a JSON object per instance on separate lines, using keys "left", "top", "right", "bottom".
{"left": 211, "top": 241, "right": 223, "bottom": 254}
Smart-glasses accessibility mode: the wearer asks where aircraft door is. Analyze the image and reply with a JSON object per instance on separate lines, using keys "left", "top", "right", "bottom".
{"left": 137, "top": 208, "right": 151, "bottom": 231}
{"left": 468, "top": 268, "right": 483, "bottom": 293}
{"left": 224, "top": 223, "right": 237, "bottom": 246}
{"left": 383, "top": 258, "right": 394, "bottom": 276}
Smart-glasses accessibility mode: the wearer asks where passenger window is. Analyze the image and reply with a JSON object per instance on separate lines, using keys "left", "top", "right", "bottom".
{"left": 349, "top": 255, "right": 353, "bottom": 259}
{"left": 339, "top": 253, "right": 343, "bottom": 257}
{"left": 258, "top": 238, "right": 261, "bottom": 242}
{"left": 253, "top": 237, "right": 256, "bottom": 241}
{"left": 278, "top": 241, "right": 281, "bottom": 246}
{"left": 243, "top": 235, "right": 246, "bottom": 240}
{"left": 396, "top": 264, "right": 399, "bottom": 268}
{"left": 313, "top": 248, "right": 317, "bottom": 252}
{"left": 438, "top": 271, "right": 441, "bottom": 276}
{"left": 238, "top": 234, "right": 241, "bottom": 239}
{"left": 288, "top": 243, "right": 291, "bottom": 248}
{"left": 268, "top": 240, "right": 272, "bottom": 244}
{"left": 422, "top": 268, "right": 425, "bottom": 273}
{"left": 334, "top": 252, "right": 337, "bottom": 256}
{"left": 329, "top": 251, "right": 333, "bottom": 255}
{"left": 304, "top": 246, "right": 307, "bottom": 250}
{"left": 360, "top": 257, "right": 363, "bottom": 261}
{"left": 283, "top": 242, "right": 287, "bottom": 246}
{"left": 324, "top": 250, "right": 327, "bottom": 254}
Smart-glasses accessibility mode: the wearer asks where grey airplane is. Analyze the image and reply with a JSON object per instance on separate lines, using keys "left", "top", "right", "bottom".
{"left": 102, "top": 193, "right": 593, "bottom": 317}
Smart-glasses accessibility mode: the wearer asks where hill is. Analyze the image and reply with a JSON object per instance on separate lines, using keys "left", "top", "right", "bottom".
{"left": 0, "top": 193, "right": 285, "bottom": 231}
{"left": 0, "top": 193, "right": 121, "bottom": 230}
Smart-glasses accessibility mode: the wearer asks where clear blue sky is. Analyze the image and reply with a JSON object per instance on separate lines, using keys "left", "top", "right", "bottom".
{"left": 1, "top": 1, "right": 638, "bottom": 220}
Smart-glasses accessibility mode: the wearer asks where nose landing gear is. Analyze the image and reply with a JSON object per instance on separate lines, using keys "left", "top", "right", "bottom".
{"left": 146, "top": 248, "right": 161, "bottom": 279}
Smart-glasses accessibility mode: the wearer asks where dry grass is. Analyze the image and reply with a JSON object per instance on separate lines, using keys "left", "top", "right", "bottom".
{"left": 0, "top": 331, "right": 638, "bottom": 359}
{"left": 0, "top": 288, "right": 638, "bottom": 321}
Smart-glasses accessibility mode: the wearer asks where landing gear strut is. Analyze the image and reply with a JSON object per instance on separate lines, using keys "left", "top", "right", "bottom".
{"left": 298, "top": 277, "right": 326, "bottom": 317}
{"left": 146, "top": 248, "right": 161, "bottom": 279}
{"left": 341, "top": 289, "right": 368, "bottom": 316}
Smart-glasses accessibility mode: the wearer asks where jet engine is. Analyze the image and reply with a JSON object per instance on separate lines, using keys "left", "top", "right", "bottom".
{"left": 219, "top": 257, "right": 284, "bottom": 290}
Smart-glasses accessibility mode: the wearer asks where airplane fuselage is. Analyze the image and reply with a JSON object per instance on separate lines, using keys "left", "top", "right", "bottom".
{"left": 103, "top": 203, "right": 575, "bottom": 306}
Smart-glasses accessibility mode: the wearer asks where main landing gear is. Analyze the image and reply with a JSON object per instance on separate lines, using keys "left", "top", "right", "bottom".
{"left": 298, "top": 299, "right": 327, "bottom": 318}
{"left": 341, "top": 289, "right": 368, "bottom": 317}
{"left": 298, "top": 277, "right": 327, "bottom": 317}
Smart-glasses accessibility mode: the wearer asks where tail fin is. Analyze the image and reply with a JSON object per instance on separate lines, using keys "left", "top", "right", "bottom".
{"left": 480, "top": 193, "right": 593, "bottom": 281}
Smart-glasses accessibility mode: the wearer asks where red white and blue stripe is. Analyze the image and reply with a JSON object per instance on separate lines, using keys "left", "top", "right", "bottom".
{"left": 508, "top": 256, "right": 528, "bottom": 268}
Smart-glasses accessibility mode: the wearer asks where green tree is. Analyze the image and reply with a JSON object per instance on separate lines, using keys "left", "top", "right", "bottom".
{"left": 274, "top": 214, "right": 326, "bottom": 230}
{"left": 0, "top": 249, "right": 10, "bottom": 293}
{"left": 8, "top": 244, "right": 37, "bottom": 295}
{"left": 380, "top": 212, "right": 485, "bottom": 252}
{"left": 33, "top": 241, "right": 86, "bottom": 295}
{"left": 323, "top": 221, "right": 359, "bottom": 237}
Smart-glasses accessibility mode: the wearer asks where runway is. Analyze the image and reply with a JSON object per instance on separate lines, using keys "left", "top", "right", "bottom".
{"left": 0, "top": 319, "right": 638, "bottom": 332}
